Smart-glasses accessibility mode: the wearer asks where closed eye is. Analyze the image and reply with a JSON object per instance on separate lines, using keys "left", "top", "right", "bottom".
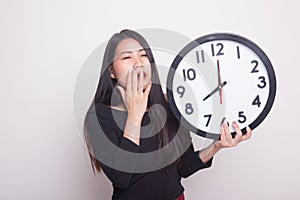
{"left": 140, "top": 50, "right": 148, "bottom": 57}
{"left": 122, "top": 56, "right": 131, "bottom": 60}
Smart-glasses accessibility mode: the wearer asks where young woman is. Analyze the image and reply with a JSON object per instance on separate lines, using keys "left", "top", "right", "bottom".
{"left": 84, "top": 29, "right": 252, "bottom": 200}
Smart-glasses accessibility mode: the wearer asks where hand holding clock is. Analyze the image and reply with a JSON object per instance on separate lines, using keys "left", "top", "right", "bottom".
{"left": 214, "top": 121, "right": 252, "bottom": 149}
{"left": 199, "top": 121, "right": 252, "bottom": 164}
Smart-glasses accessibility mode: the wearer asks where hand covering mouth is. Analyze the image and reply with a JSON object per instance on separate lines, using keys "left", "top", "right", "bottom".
{"left": 137, "top": 71, "right": 147, "bottom": 79}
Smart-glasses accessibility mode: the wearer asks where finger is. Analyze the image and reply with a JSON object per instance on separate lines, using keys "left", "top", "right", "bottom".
{"left": 116, "top": 86, "right": 126, "bottom": 102}
{"left": 126, "top": 69, "right": 132, "bottom": 94}
{"left": 132, "top": 69, "right": 138, "bottom": 93}
{"left": 138, "top": 70, "right": 144, "bottom": 94}
{"left": 220, "top": 125, "right": 227, "bottom": 147}
{"left": 232, "top": 121, "right": 242, "bottom": 143}
{"left": 143, "top": 81, "right": 152, "bottom": 97}
{"left": 223, "top": 122, "right": 233, "bottom": 147}
{"left": 242, "top": 126, "right": 252, "bottom": 141}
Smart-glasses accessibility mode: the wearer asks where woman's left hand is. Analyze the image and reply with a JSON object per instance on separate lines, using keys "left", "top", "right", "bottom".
{"left": 214, "top": 121, "right": 252, "bottom": 150}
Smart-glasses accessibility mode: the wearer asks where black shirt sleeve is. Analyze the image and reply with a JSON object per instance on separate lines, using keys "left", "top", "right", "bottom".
{"left": 96, "top": 116, "right": 141, "bottom": 189}
{"left": 177, "top": 135, "right": 213, "bottom": 178}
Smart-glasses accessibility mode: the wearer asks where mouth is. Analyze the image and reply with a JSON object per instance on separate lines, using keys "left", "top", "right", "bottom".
{"left": 137, "top": 71, "right": 147, "bottom": 79}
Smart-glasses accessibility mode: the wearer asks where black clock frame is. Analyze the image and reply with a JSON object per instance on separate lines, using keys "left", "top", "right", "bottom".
{"left": 166, "top": 33, "right": 277, "bottom": 139}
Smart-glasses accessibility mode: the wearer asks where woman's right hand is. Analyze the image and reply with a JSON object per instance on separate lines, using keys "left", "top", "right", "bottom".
{"left": 117, "top": 69, "right": 152, "bottom": 125}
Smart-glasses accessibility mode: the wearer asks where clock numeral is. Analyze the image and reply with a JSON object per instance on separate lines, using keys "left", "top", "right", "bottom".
{"left": 211, "top": 43, "right": 224, "bottom": 57}
{"left": 237, "top": 46, "right": 241, "bottom": 59}
{"left": 204, "top": 114, "right": 212, "bottom": 127}
{"left": 177, "top": 86, "right": 185, "bottom": 98}
{"left": 196, "top": 50, "right": 205, "bottom": 63}
{"left": 238, "top": 111, "right": 247, "bottom": 123}
{"left": 251, "top": 60, "right": 259, "bottom": 73}
{"left": 183, "top": 68, "right": 196, "bottom": 81}
{"left": 257, "top": 76, "right": 267, "bottom": 88}
{"left": 252, "top": 95, "right": 262, "bottom": 107}
{"left": 185, "top": 103, "right": 194, "bottom": 115}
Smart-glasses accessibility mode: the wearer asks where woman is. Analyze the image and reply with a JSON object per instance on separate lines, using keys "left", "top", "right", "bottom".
{"left": 84, "top": 29, "right": 252, "bottom": 200}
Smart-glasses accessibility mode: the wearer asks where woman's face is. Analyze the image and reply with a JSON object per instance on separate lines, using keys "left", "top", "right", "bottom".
{"left": 111, "top": 38, "right": 152, "bottom": 89}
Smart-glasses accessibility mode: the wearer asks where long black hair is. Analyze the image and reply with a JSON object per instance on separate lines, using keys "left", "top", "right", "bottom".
{"left": 84, "top": 29, "right": 181, "bottom": 174}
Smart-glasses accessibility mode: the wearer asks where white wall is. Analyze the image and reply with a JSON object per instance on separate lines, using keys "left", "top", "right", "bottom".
{"left": 1, "top": 0, "right": 300, "bottom": 199}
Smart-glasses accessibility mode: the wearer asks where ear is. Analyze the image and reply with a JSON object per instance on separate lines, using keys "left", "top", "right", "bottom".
{"left": 109, "top": 66, "right": 116, "bottom": 79}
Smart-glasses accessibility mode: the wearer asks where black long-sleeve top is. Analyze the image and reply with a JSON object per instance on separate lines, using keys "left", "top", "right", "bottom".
{"left": 86, "top": 102, "right": 213, "bottom": 200}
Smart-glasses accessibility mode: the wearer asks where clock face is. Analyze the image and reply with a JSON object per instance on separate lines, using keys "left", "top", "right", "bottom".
{"left": 167, "top": 33, "right": 276, "bottom": 139}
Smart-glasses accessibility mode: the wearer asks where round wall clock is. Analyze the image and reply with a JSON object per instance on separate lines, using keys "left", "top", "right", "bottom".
{"left": 167, "top": 33, "right": 276, "bottom": 139}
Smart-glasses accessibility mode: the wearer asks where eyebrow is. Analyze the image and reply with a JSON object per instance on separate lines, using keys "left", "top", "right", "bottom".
{"left": 118, "top": 48, "right": 146, "bottom": 56}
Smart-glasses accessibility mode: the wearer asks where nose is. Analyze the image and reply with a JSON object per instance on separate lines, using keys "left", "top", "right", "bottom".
{"left": 133, "top": 55, "right": 143, "bottom": 70}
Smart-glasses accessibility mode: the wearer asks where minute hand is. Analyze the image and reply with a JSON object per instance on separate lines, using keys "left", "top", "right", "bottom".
{"left": 203, "top": 81, "right": 227, "bottom": 101}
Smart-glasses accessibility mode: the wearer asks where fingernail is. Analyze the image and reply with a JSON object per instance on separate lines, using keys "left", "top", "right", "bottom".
{"left": 233, "top": 121, "right": 237, "bottom": 126}
{"left": 222, "top": 121, "right": 228, "bottom": 126}
{"left": 220, "top": 117, "right": 226, "bottom": 126}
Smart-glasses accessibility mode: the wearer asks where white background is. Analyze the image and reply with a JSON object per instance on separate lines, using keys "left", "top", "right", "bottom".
{"left": 1, "top": 0, "right": 300, "bottom": 199}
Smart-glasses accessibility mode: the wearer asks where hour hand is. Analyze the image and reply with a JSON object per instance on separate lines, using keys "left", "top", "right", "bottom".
{"left": 203, "top": 81, "right": 227, "bottom": 101}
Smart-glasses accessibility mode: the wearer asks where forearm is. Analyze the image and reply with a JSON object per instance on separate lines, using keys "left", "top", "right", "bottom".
{"left": 123, "top": 117, "right": 141, "bottom": 146}
{"left": 199, "top": 141, "right": 221, "bottom": 164}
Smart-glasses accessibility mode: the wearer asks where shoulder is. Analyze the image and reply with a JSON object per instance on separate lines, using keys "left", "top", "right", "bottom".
{"left": 94, "top": 103, "right": 112, "bottom": 119}
{"left": 95, "top": 103, "right": 126, "bottom": 118}
{"left": 94, "top": 102, "right": 129, "bottom": 128}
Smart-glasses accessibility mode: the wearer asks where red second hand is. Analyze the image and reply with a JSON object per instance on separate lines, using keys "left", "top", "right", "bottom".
{"left": 217, "top": 58, "right": 222, "bottom": 104}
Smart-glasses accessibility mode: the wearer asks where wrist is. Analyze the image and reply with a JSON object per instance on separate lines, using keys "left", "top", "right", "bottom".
{"left": 212, "top": 140, "right": 222, "bottom": 151}
{"left": 124, "top": 117, "right": 141, "bottom": 146}
{"left": 127, "top": 113, "right": 143, "bottom": 126}
{"left": 124, "top": 117, "right": 141, "bottom": 136}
